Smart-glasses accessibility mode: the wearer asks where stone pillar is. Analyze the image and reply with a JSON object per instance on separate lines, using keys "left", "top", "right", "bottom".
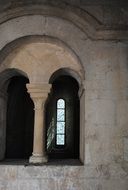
{"left": 26, "top": 83, "right": 51, "bottom": 164}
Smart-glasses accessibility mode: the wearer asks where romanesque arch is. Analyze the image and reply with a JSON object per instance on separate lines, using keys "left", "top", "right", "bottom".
{"left": 0, "top": 68, "right": 30, "bottom": 160}
{"left": 0, "top": 36, "right": 85, "bottom": 163}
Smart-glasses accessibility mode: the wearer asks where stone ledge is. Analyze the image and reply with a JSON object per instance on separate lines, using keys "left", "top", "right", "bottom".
{"left": 0, "top": 163, "right": 127, "bottom": 180}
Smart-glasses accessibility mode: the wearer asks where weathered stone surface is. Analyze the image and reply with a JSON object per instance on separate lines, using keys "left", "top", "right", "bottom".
{"left": 123, "top": 137, "right": 128, "bottom": 162}
{"left": 0, "top": 1, "right": 128, "bottom": 190}
{"left": 0, "top": 166, "right": 17, "bottom": 180}
{"left": 0, "top": 164, "right": 127, "bottom": 190}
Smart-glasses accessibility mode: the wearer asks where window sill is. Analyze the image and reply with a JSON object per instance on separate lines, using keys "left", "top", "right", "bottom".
{"left": 0, "top": 159, "right": 83, "bottom": 166}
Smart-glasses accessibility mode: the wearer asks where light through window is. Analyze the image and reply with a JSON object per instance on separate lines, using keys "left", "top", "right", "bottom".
{"left": 56, "top": 99, "right": 65, "bottom": 145}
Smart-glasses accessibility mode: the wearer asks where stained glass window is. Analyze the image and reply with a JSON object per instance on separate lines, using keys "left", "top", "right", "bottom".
{"left": 56, "top": 99, "right": 65, "bottom": 145}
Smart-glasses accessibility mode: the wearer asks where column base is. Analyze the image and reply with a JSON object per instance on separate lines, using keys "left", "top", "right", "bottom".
{"left": 29, "top": 154, "right": 48, "bottom": 164}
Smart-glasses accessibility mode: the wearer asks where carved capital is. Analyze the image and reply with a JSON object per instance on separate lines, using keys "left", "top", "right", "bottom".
{"left": 26, "top": 83, "right": 51, "bottom": 109}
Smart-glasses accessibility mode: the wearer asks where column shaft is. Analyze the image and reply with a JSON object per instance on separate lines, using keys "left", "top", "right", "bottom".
{"left": 26, "top": 83, "right": 51, "bottom": 163}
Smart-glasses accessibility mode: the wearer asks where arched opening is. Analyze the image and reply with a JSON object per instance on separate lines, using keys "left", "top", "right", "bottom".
{"left": 46, "top": 75, "right": 80, "bottom": 159}
{"left": 0, "top": 36, "right": 85, "bottom": 163}
{"left": 5, "top": 76, "right": 34, "bottom": 159}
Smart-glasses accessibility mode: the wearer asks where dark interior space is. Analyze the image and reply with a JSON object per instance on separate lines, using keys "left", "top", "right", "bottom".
{"left": 5, "top": 76, "right": 34, "bottom": 159}
{"left": 46, "top": 75, "right": 80, "bottom": 159}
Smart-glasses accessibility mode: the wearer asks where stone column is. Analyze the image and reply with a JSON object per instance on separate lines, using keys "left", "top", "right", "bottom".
{"left": 26, "top": 83, "right": 51, "bottom": 163}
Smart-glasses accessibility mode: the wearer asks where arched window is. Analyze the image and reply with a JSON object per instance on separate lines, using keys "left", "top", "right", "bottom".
{"left": 6, "top": 76, "right": 34, "bottom": 159}
{"left": 46, "top": 75, "right": 80, "bottom": 159}
{"left": 56, "top": 99, "right": 66, "bottom": 146}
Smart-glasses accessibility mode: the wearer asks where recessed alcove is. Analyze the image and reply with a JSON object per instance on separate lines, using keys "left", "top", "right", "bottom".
{"left": 6, "top": 76, "right": 34, "bottom": 159}
{"left": 46, "top": 75, "right": 80, "bottom": 160}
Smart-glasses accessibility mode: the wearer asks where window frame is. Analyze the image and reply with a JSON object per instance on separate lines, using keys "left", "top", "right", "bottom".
{"left": 55, "top": 98, "right": 66, "bottom": 148}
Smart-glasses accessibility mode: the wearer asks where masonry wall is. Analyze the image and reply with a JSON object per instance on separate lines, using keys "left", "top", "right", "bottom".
{"left": 0, "top": 40, "right": 128, "bottom": 190}
{"left": 0, "top": 1, "right": 128, "bottom": 190}
{"left": 84, "top": 41, "right": 128, "bottom": 165}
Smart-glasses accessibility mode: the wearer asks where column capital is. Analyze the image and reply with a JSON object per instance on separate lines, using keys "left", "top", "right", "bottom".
{"left": 26, "top": 83, "right": 51, "bottom": 99}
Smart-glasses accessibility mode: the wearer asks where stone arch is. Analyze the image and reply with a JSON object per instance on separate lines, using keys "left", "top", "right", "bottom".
{"left": 46, "top": 73, "right": 80, "bottom": 159}
{"left": 0, "top": 4, "right": 99, "bottom": 40}
{"left": 0, "top": 15, "right": 88, "bottom": 71}
{"left": 0, "top": 68, "right": 31, "bottom": 160}
{"left": 0, "top": 36, "right": 84, "bottom": 81}
{"left": 49, "top": 68, "right": 82, "bottom": 87}
{"left": 0, "top": 68, "right": 28, "bottom": 91}
{"left": 0, "top": 35, "right": 85, "bottom": 163}
{"left": 48, "top": 67, "right": 85, "bottom": 162}
{"left": 0, "top": 4, "right": 126, "bottom": 40}
{"left": 0, "top": 36, "right": 84, "bottom": 85}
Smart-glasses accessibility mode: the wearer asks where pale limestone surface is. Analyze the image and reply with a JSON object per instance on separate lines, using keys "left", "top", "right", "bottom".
{"left": 27, "top": 83, "right": 51, "bottom": 163}
{"left": 0, "top": 42, "right": 83, "bottom": 83}
{"left": 0, "top": 164, "right": 127, "bottom": 190}
{"left": 0, "top": 1, "right": 128, "bottom": 190}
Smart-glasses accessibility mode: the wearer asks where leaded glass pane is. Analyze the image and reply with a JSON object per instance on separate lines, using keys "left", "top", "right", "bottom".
{"left": 57, "top": 99, "right": 65, "bottom": 108}
{"left": 56, "top": 135, "right": 65, "bottom": 145}
{"left": 57, "top": 109, "right": 65, "bottom": 121}
{"left": 57, "top": 122, "right": 65, "bottom": 133}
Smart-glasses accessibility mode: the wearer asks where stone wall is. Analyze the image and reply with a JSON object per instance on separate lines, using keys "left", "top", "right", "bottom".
{"left": 0, "top": 0, "right": 128, "bottom": 27}
{"left": 0, "top": 1, "right": 128, "bottom": 190}
{"left": 84, "top": 41, "right": 128, "bottom": 166}
{"left": 0, "top": 164, "right": 128, "bottom": 190}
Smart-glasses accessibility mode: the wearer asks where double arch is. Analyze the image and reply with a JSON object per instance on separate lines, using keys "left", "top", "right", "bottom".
{"left": 0, "top": 34, "right": 85, "bottom": 163}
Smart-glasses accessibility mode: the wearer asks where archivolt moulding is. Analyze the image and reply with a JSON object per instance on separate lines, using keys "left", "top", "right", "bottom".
{"left": 0, "top": 4, "right": 127, "bottom": 40}
{"left": 0, "top": 36, "right": 84, "bottom": 85}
